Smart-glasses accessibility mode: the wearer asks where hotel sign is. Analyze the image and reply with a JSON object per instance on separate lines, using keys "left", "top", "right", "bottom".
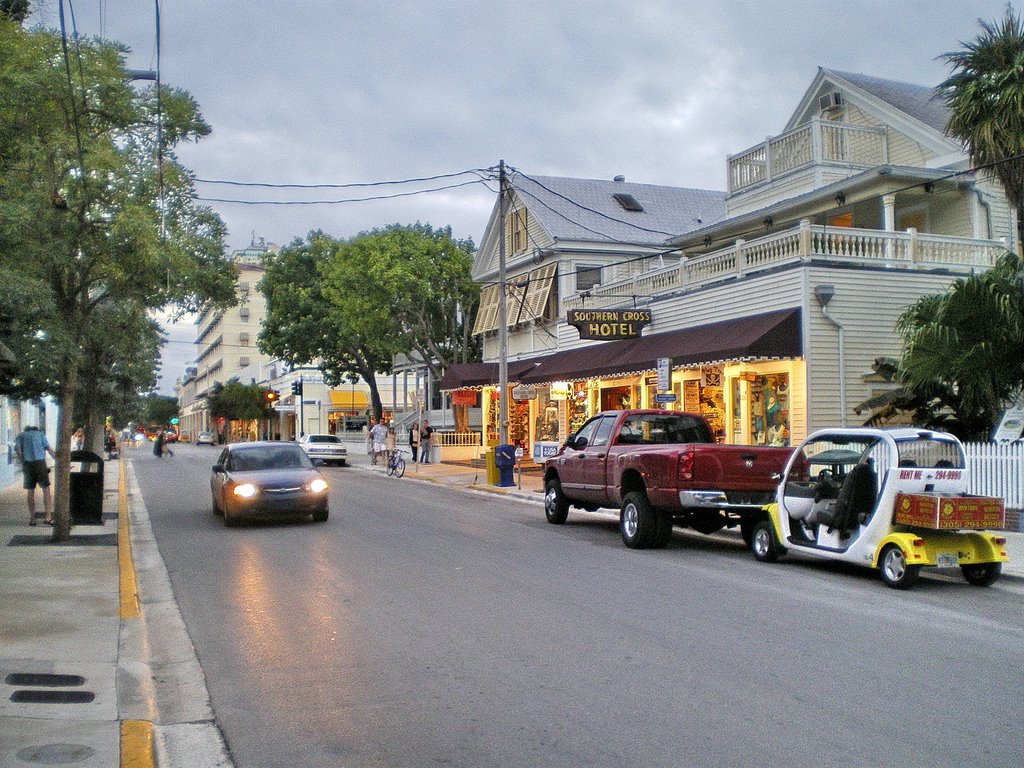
{"left": 567, "top": 309, "right": 652, "bottom": 340}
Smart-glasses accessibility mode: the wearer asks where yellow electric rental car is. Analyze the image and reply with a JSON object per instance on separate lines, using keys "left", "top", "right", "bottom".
{"left": 751, "top": 428, "right": 1008, "bottom": 589}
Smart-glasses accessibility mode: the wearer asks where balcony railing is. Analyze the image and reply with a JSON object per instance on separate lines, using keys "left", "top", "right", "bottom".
{"left": 728, "top": 120, "right": 887, "bottom": 194}
{"left": 563, "top": 221, "right": 1007, "bottom": 312}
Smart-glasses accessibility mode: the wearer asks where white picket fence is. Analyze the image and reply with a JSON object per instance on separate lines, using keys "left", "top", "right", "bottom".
{"left": 964, "top": 442, "right": 1024, "bottom": 511}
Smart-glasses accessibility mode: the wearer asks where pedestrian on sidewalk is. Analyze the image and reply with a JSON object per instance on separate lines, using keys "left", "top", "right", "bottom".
{"left": 14, "top": 425, "right": 56, "bottom": 526}
{"left": 419, "top": 419, "right": 434, "bottom": 463}
{"left": 370, "top": 419, "right": 388, "bottom": 465}
{"left": 366, "top": 419, "right": 376, "bottom": 460}
{"left": 409, "top": 421, "right": 420, "bottom": 463}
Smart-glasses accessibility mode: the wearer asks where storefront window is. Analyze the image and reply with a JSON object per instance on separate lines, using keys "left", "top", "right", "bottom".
{"left": 568, "top": 383, "right": 590, "bottom": 434}
{"left": 749, "top": 373, "right": 790, "bottom": 446}
{"left": 600, "top": 384, "right": 636, "bottom": 411}
{"left": 535, "top": 390, "right": 561, "bottom": 442}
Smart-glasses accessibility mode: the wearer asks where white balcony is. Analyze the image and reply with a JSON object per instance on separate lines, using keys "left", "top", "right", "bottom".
{"left": 563, "top": 221, "right": 1007, "bottom": 312}
{"left": 728, "top": 120, "right": 887, "bottom": 195}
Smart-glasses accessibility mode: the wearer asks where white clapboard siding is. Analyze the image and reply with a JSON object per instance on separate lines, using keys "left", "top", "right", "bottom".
{"left": 964, "top": 442, "right": 1024, "bottom": 511}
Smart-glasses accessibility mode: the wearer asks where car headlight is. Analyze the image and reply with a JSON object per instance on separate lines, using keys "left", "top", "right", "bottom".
{"left": 233, "top": 483, "right": 258, "bottom": 498}
{"left": 308, "top": 478, "right": 328, "bottom": 494}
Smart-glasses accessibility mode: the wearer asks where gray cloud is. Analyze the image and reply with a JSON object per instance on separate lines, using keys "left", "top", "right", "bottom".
{"left": 29, "top": 0, "right": 1010, "bottom": 390}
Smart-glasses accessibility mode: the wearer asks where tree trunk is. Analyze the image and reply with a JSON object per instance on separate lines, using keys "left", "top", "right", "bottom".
{"left": 51, "top": 373, "right": 77, "bottom": 542}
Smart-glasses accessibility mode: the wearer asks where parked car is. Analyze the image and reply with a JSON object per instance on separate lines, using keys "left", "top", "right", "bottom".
{"left": 210, "top": 441, "right": 329, "bottom": 526}
{"left": 196, "top": 431, "right": 216, "bottom": 446}
{"left": 177, "top": 431, "right": 191, "bottom": 443}
{"left": 750, "top": 427, "right": 1008, "bottom": 589}
{"left": 297, "top": 433, "right": 348, "bottom": 466}
{"left": 543, "top": 409, "right": 792, "bottom": 548}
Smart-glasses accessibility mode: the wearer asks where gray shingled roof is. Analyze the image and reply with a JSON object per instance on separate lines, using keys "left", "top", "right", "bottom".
{"left": 826, "top": 69, "right": 950, "bottom": 134}
{"left": 511, "top": 173, "right": 726, "bottom": 246}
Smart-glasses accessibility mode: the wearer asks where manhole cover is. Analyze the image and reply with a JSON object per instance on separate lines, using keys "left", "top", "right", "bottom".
{"left": 16, "top": 743, "right": 95, "bottom": 764}
{"left": 10, "top": 690, "right": 95, "bottom": 704}
{"left": 5, "top": 673, "right": 85, "bottom": 687}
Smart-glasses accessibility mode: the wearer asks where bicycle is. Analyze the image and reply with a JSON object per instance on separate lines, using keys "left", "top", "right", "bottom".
{"left": 385, "top": 448, "right": 407, "bottom": 478}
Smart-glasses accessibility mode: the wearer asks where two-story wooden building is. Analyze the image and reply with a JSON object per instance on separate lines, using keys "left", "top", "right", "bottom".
{"left": 441, "top": 68, "right": 1013, "bottom": 461}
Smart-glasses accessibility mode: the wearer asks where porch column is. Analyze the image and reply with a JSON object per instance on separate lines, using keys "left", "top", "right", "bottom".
{"left": 883, "top": 194, "right": 896, "bottom": 260}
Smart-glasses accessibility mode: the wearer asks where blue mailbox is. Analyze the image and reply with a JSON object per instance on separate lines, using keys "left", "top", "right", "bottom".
{"left": 494, "top": 444, "right": 516, "bottom": 487}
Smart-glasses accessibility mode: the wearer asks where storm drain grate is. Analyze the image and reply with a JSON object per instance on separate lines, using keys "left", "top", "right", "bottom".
{"left": 10, "top": 690, "right": 95, "bottom": 704}
{"left": 6, "top": 673, "right": 85, "bottom": 687}
{"left": 7, "top": 533, "right": 117, "bottom": 547}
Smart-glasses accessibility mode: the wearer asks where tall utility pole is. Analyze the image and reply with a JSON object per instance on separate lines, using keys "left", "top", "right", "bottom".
{"left": 497, "top": 160, "right": 509, "bottom": 446}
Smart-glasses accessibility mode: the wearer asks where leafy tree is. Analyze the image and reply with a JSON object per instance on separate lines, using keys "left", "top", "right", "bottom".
{"left": 893, "top": 250, "right": 1024, "bottom": 440}
{"left": 332, "top": 224, "right": 480, "bottom": 385}
{"left": 940, "top": 6, "right": 1024, "bottom": 253}
{"left": 258, "top": 232, "right": 395, "bottom": 419}
{"left": 73, "top": 303, "right": 163, "bottom": 446}
{"left": 0, "top": 22, "right": 236, "bottom": 538}
{"left": 206, "top": 379, "right": 274, "bottom": 441}
{"left": 142, "top": 394, "right": 179, "bottom": 428}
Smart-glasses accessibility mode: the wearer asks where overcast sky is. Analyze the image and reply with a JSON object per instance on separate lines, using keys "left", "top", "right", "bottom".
{"left": 29, "top": 0, "right": 1010, "bottom": 392}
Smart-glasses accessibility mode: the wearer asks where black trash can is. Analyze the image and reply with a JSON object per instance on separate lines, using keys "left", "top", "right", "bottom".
{"left": 495, "top": 444, "right": 516, "bottom": 488}
{"left": 70, "top": 450, "right": 104, "bottom": 525}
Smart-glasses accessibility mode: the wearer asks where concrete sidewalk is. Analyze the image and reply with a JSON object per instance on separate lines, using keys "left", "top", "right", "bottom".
{"left": 0, "top": 450, "right": 1020, "bottom": 768}
{"left": 0, "top": 459, "right": 228, "bottom": 768}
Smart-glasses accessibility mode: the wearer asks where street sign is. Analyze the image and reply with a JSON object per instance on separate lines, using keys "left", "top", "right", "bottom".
{"left": 654, "top": 393, "right": 677, "bottom": 403}
{"left": 512, "top": 384, "right": 537, "bottom": 400}
{"left": 657, "top": 357, "right": 671, "bottom": 391}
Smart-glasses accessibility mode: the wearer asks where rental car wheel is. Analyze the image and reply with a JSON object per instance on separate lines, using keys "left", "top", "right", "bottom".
{"left": 620, "top": 491, "right": 658, "bottom": 549}
{"left": 879, "top": 545, "right": 919, "bottom": 589}
{"left": 544, "top": 478, "right": 569, "bottom": 524}
{"left": 961, "top": 562, "right": 1001, "bottom": 586}
{"left": 751, "top": 520, "right": 780, "bottom": 563}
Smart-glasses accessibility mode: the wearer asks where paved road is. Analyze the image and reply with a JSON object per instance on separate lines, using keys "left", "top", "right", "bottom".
{"left": 132, "top": 444, "right": 1024, "bottom": 768}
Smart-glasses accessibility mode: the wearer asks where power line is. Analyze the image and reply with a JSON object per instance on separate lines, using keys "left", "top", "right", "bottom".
{"left": 194, "top": 167, "right": 493, "bottom": 190}
{"left": 193, "top": 177, "right": 489, "bottom": 206}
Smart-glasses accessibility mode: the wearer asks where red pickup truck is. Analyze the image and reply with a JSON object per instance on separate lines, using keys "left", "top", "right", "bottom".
{"left": 543, "top": 409, "right": 793, "bottom": 549}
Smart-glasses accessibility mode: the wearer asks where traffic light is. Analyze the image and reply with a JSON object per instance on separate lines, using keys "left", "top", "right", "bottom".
{"left": 169, "top": 417, "right": 179, "bottom": 425}
{"left": 291, "top": 380, "right": 303, "bottom": 396}
{"left": 264, "top": 389, "right": 278, "bottom": 404}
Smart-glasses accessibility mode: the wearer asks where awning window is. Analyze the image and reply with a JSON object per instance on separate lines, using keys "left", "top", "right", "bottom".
{"left": 328, "top": 390, "right": 369, "bottom": 410}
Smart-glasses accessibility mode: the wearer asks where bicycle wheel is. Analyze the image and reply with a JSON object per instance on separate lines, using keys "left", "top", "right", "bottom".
{"left": 386, "top": 459, "right": 395, "bottom": 477}
{"left": 394, "top": 457, "right": 406, "bottom": 478}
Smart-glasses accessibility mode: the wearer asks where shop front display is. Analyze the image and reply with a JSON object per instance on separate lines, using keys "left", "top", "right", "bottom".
{"left": 732, "top": 372, "right": 790, "bottom": 446}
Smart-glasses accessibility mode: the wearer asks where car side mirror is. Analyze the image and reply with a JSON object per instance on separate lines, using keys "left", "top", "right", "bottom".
{"left": 571, "top": 436, "right": 588, "bottom": 450}
{"left": 212, "top": 464, "right": 225, "bottom": 473}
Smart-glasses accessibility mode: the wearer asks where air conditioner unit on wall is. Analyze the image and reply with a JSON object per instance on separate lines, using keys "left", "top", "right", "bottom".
{"left": 818, "top": 92, "right": 844, "bottom": 112}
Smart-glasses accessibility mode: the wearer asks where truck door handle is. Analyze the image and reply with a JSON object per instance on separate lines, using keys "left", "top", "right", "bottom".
{"left": 741, "top": 453, "right": 757, "bottom": 461}
{"left": 595, "top": 453, "right": 606, "bottom": 459}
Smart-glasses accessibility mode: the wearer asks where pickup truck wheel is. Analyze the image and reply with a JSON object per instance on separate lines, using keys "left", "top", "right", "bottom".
{"left": 879, "top": 545, "right": 920, "bottom": 589}
{"left": 621, "top": 491, "right": 658, "bottom": 549}
{"left": 751, "top": 520, "right": 779, "bottom": 563}
{"left": 544, "top": 478, "right": 570, "bottom": 524}
{"left": 961, "top": 562, "right": 1001, "bottom": 586}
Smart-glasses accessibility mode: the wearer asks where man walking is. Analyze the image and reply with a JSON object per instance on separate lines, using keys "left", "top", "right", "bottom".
{"left": 14, "top": 425, "right": 56, "bottom": 526}
{"left": 370, "top": 418, "right": 388, "bottom": 465}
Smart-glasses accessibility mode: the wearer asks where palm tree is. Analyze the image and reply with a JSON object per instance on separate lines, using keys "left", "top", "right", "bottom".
{"left": 895, "top": 251, "right": 1024, "bottom": 440}
{"left": 940, "top": 6, "right": 1024, "bottom": 254}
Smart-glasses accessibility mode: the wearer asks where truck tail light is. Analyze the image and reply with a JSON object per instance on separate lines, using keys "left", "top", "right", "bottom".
{"left": 677, "top": 451, "right": 694, "bottom": 482}
{"left": 993, "top": 537, "right": 1006, "bottom": 546}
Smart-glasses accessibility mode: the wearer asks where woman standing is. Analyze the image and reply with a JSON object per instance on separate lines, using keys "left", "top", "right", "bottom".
{"left": 409, "top": 421, "right": 420, "bottom": 463}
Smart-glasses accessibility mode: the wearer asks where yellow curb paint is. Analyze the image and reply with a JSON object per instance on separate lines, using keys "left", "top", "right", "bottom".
{"left": 120, "top": 719, "right": 155, "bottom": 768}
{"left": 118, "top": 456, "right": 140, "bottom": 619}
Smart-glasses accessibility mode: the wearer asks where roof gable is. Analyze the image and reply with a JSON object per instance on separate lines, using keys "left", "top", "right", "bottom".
{"left": 473, "top": 174, "right": 725, "bottom": 277}
{"left": 785, "top": 68, "right": 958, "bottom": 155}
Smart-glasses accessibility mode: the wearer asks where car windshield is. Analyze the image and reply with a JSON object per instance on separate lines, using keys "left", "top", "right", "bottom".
{"left": 308, "top": 436, "right": 340, "bottom": 444}
{"left": 894, "top": 436, "right": 964, "bottom": 468}
{"left": 229, "top": 447, "right": 313, "bottom": 471}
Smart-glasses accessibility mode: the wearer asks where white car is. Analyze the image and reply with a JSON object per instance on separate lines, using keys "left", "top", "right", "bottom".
{"left": 298, "top": 434, "right": 348, "bottom": 466}
{"left": 196, "top": 431, "right": 216, "bottom": 446}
